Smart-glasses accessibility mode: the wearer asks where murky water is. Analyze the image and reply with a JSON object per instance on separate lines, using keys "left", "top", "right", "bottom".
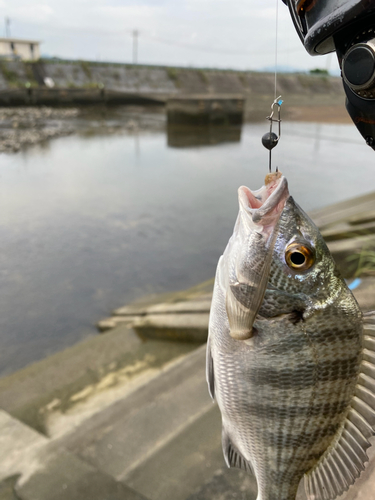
{"left": 0, "top": 121, "right": 374, "bottom": 376}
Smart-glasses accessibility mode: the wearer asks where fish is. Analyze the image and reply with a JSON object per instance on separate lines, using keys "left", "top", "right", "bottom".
{"left": 206, "top": 172, "right": 375, "bottom": 500}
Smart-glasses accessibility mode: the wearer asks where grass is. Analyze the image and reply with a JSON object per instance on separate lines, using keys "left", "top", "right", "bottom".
{"left": 0, "top": 62, "right": 21, "bottom": 87}
{"left": 238, "top": 73, "right": 248, "bottom": 87}
{"left": 24, "top": 64, "right": 38, "bottom": 87}
{"left": 197, "top": 68, "right": 208, "bottom": 84}
{"left": 166, "top": 67, "right": 178, "bottom": 81}
{"left": 80, "top": 60, "right": 92, "bottom": 80}
{"left": 346, "top": 247, "right": 375, "bottom": 277}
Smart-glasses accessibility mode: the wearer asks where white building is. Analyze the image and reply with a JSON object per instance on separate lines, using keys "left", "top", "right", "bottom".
{"left": 0, "top": 38, "right": 40, "bottom": 61}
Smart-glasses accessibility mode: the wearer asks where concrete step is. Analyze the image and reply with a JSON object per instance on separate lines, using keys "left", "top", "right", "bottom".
{"left": 0, "top": 410, "right": 148, "bottom": 500}
{"left": 113, "top": 295, "right": 212, "bottom": 317}
{"left": 55, "top": 345, "right": 231, "bottom": 499}
{"left": 124, "top": 403, "right": 223, "bottom": 500}
{"left": 133, "top": 313, "right": 209, "bottom": 342}
{"left": 57, "top": 346, "right": 212, "bottom": 476}
{"left": 0, "top": 324, "right": 196, "bottom": 435}
{"left": 98, "top": 297, "right": 212, "bottom": 334}
{"left": 186, "top": 466, "right": 257, "bottom": 500}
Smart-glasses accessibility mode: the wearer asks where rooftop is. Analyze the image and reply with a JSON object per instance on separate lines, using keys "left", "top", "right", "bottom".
{"left": 0, "top": 37, "right": 40, "bottom": 44}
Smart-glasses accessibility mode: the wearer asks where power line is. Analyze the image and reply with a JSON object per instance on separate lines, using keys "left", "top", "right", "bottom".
{"left": 141, "top": 32, "right": 304, "bottom": 56}
{"left": 37, "top": 24, "right": 306, "bottom": 58}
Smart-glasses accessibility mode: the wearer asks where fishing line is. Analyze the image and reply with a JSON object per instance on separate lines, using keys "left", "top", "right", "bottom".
{"left": 274, "top": 0, "right": 279, "bottom": 99}
{"left": 262, "top": 0, "right": 283, "bottom": 172}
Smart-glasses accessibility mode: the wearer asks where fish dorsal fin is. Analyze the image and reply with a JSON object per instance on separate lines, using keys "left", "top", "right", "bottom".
{"left": 222, "top": 428, "right": 254, "bottom": 474}
{"left": 305, "top": 312, "right": 375, "bottom": 500}
{"left": 206, "top": 336, "right": 215, "bottom": 400}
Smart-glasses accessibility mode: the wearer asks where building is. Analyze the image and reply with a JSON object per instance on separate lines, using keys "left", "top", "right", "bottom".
{"left": 0, "top": 38, "right": 40, "bottom": 61}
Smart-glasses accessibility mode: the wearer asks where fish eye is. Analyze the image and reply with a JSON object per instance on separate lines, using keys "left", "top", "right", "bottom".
{"left": 285, "top": 242, "right": 315, "bottom": 271}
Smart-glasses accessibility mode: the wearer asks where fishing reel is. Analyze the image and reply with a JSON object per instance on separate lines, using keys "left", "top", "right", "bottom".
{"left": 335, "top": 13, "right": 375, "bottom": 150}
{"left": 281, "top": 0, "right": 375, "bottom": 150}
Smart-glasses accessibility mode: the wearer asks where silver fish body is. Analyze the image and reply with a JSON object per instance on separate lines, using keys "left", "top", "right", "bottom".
{"left": 207, "top": 175, "right": 375, "bottom": 500}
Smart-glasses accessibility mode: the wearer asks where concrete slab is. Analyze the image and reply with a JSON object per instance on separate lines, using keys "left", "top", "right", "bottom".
{"left": 0, "top": 410, "right": 149, "bottom": 500}
{"left": 124, "top": 404, "right": 223, "bottom": 500}
{"left": 0, "top": 325, "right": 197, "bottom": 434}
{"left": 0, "top": 476, "right": 21, "bottom": 500}
{"left": 16, "top": 451, "right": 149, "bottom": 500}
{"left": 112, "top": 279, "right": 214, "bottom": 317}
{"left": 97, "top": 315, "right": 141, "bottom": 332}
{"left": 56, "top": 346, "right": 212, "bottom": 478}
{"left": 146, "top": 299, "right": 212, "bottom": 315}
{"left": 186, "top": 467, "right": 257, "bottom": 500}
{"left": 133, "top": 313, "right": 209, "bottom": 342}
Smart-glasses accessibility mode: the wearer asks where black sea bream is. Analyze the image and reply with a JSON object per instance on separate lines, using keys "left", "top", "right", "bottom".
{"left": 207, "top": 172, "right": 375, "bottom": 500}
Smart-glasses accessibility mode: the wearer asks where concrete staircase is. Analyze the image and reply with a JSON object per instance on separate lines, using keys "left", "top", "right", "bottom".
{"left": 0, "top": 343, "right": 258, "bottom": 500}
{"left": 2, "top": 339, "right": 375, "bottom": 499}
{"left": 55, "top": 345, "right": 232, "bottom": 500}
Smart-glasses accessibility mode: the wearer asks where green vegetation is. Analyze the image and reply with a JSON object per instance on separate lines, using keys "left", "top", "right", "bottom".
{"left": 83, "top": 82, "right": 103, "bottom": 89}
{"left": 80, "top": 60, "right": 92, "bottom": 80}
{"left": 166, "top": 67, "right": 178, "bottom": 81}
{"left": 347, "top": 247, "right": 375, "bottom": 277}
{"left": 197, "top": 69, "right": 208, "bottom": 84}
{"left": 24, "top": 64, "right": 38, "bottom": 87}
{"left": 310, "top": 68, "right": 329, "bottom": 75}
{"left": 238, "top": 72, "right": 248, "bottom": 87}
{"left": 0, "top": 62, "right": 21, "bottom": 87}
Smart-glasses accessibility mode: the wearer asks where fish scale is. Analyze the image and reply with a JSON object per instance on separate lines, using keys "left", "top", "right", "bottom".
{"left": 207, "top": 174, "right": 374, "bottom": 500}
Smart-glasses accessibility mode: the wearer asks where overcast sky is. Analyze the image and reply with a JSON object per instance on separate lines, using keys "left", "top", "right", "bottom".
{"left": 2, "top": 0, "right": 340, "bottom": 73}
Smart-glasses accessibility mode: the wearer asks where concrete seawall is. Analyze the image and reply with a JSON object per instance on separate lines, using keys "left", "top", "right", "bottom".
{"left": 0, "top": 60, "right": 348, "bottom": 121}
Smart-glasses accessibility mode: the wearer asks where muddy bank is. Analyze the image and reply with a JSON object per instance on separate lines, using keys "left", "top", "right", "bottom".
{"left": 0, "top": 105, "right": 166, "bottom": 153}
{"left": 0, "top": 97, "right": 351, "bottom": 153}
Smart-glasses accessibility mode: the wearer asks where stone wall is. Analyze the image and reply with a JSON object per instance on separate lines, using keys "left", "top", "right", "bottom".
{"left": 0, "top": 59, "right": 344, "bottom": 99}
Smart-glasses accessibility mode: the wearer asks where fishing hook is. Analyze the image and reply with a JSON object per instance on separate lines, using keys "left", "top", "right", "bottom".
{"left": 262, "top": 96, "right": 283, "bottom": 173}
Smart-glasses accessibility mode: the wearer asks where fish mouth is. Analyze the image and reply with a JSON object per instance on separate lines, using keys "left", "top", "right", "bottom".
{"left": 226, "top": 172, "right": 289, "bottom": 342}
{"left": 238, "top": 171, "right": 289, "bottom": 227}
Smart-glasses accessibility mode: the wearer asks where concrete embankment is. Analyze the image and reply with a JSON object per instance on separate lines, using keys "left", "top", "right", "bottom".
{"left": 0, "top": 59, "right": 349, "bottom": 122}
{"left": 1, "top": 192, "right": 374, "bottom": 500}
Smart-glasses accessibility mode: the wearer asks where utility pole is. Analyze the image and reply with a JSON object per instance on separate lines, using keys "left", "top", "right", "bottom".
{"left": 133, "top": 30, "right": 139, "bottom": 65}
{"left": 5, "top": 17, "right": 10, "bottom": 38}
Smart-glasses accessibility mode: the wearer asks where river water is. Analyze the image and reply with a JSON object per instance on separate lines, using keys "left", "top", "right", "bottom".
{"left": 0, "top": 120, "right": 374, "bottom": 376}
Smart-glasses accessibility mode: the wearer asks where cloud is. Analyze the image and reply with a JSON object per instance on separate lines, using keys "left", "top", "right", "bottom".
{"left": 3, "top": 0, "right": 330, "bottom": 72}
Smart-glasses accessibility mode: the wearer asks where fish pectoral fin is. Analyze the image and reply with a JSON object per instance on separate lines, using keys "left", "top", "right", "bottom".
{"left": 206, "top": 337, "right": 215, "bottom": 400}
{"left": 305, "top": 312, "right": 375, "bottom": 500}
{"left": 226, "top": 284, "right": 257, "bottom": 340}
{"left": 222, "top": 428, "right": 254, "bottom": 475}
